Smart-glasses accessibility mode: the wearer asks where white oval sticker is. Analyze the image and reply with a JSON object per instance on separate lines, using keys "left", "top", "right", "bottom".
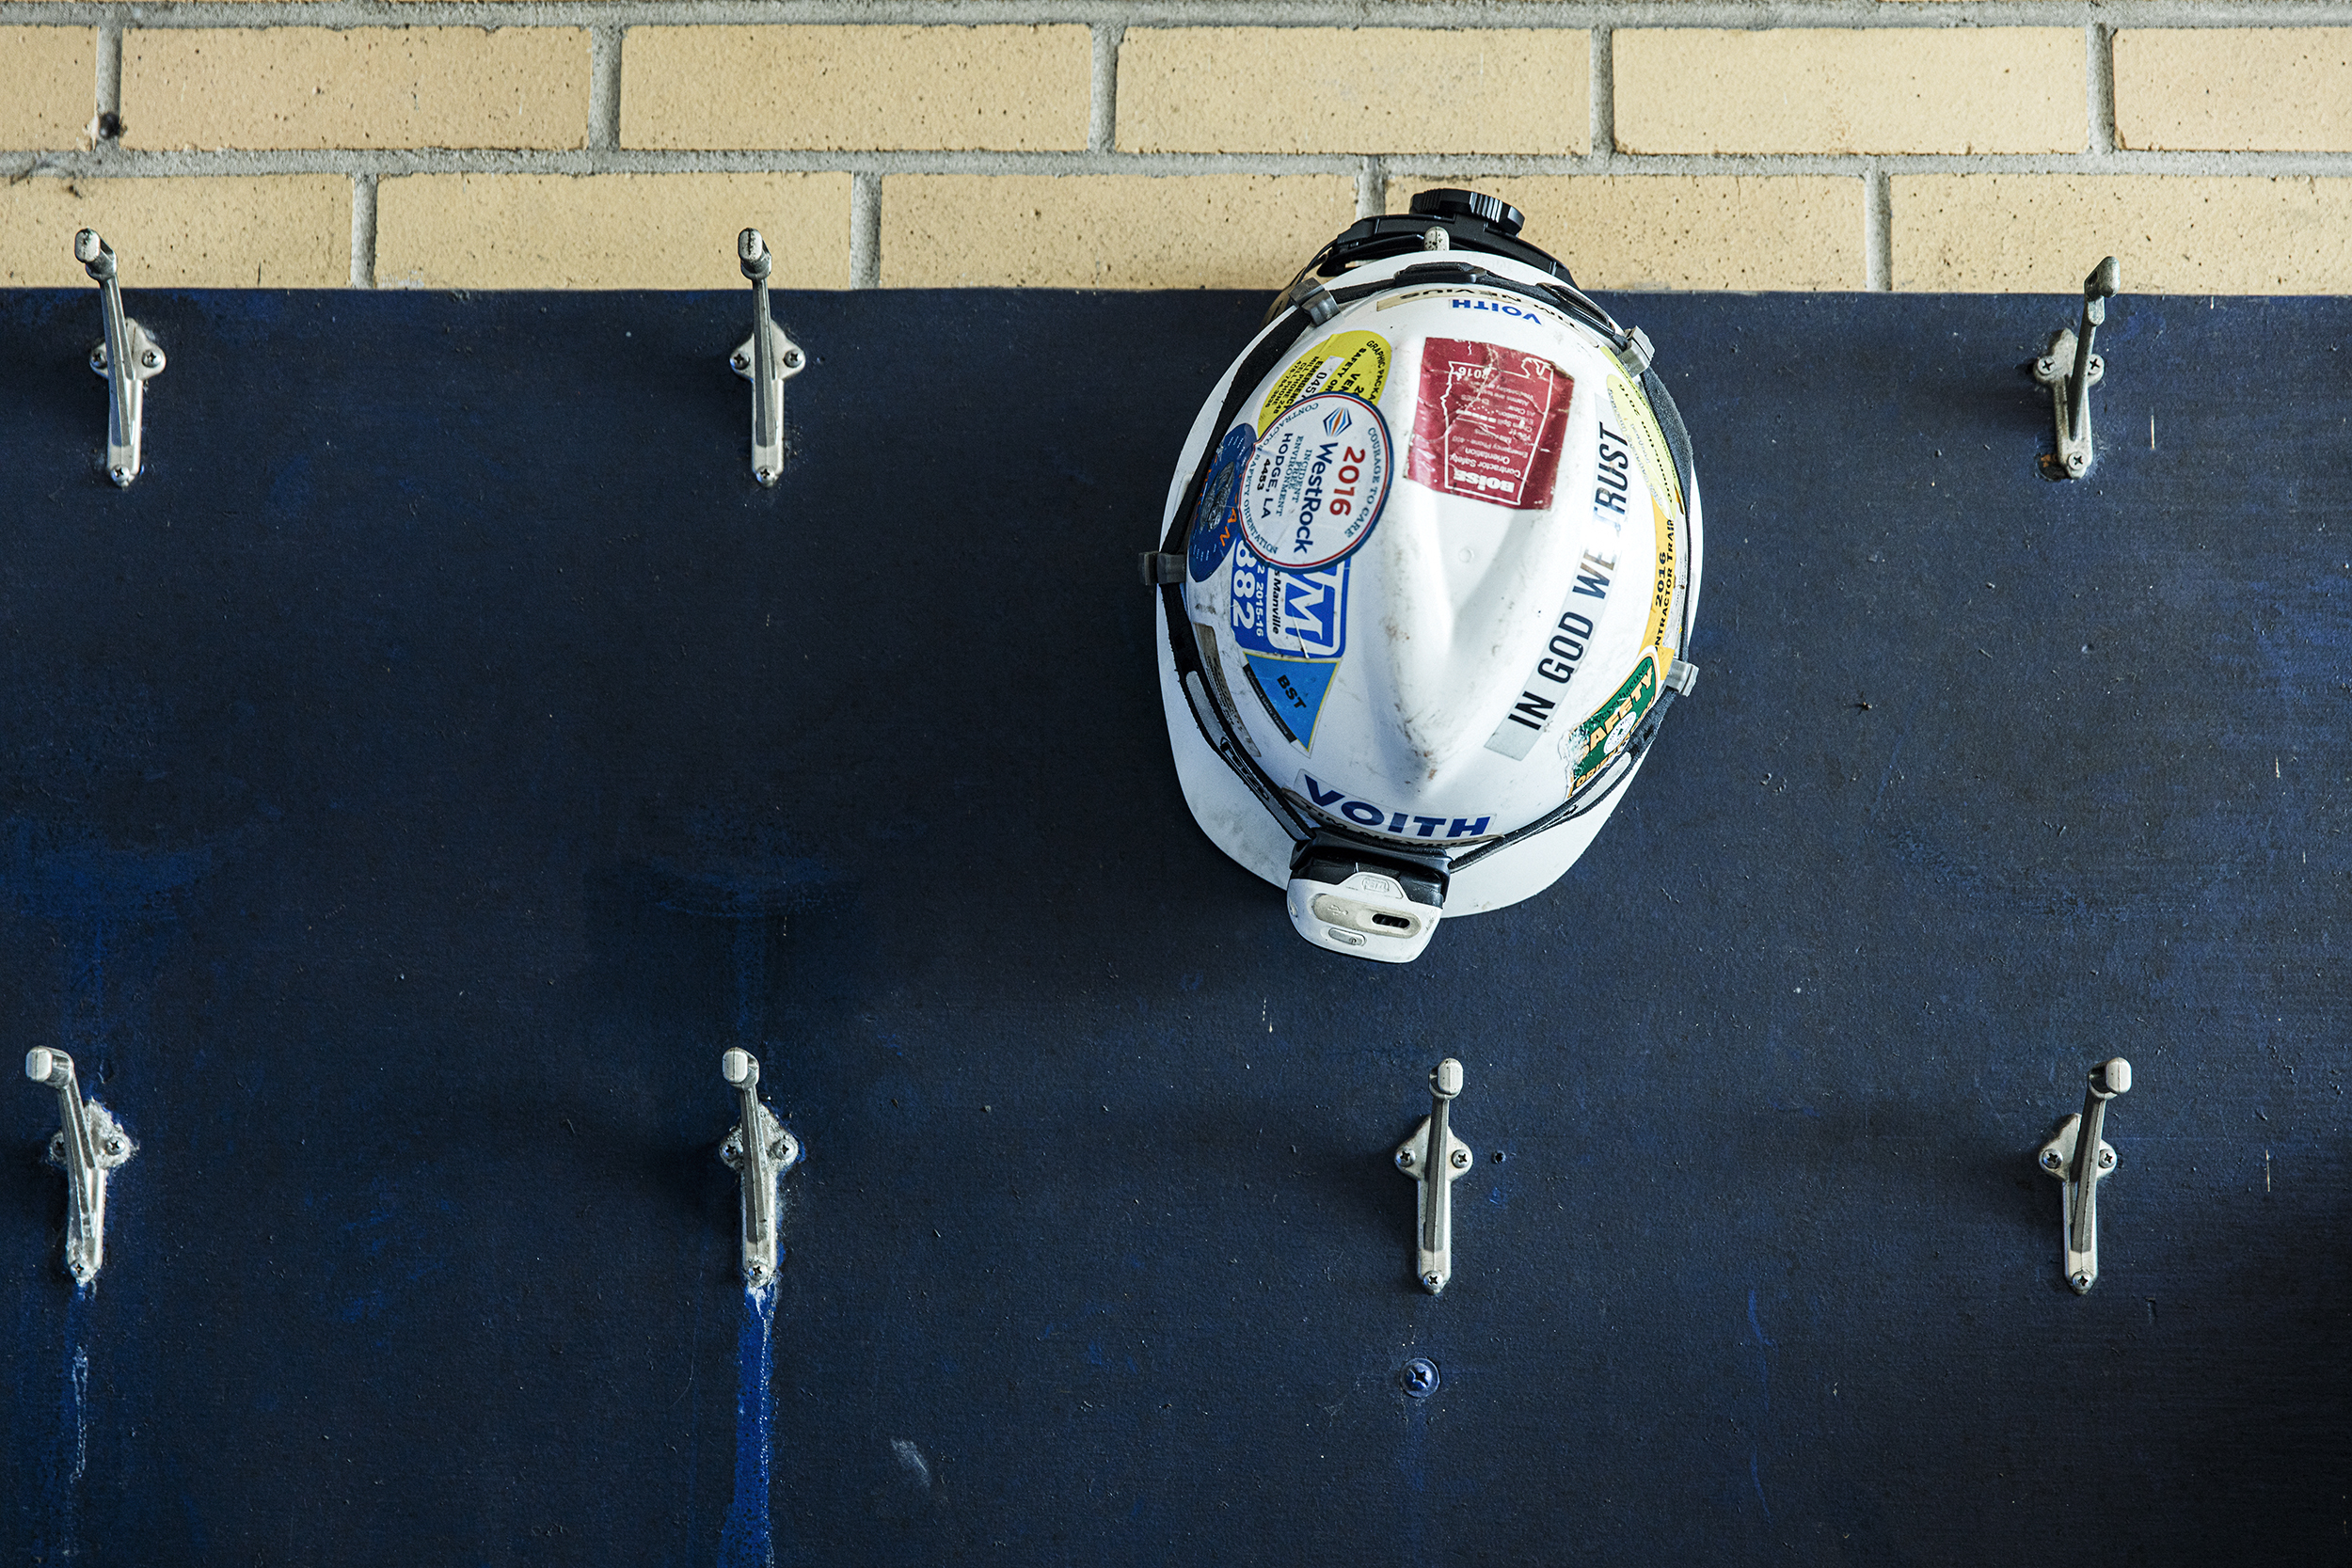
{"left": 1239, "top": 392, "right": 1393, "bottom": 572}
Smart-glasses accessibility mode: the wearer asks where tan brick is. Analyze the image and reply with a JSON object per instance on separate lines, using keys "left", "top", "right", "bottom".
{"left": 123, "top": 27, "right": 589, "bottom": 151}
{"left": 375, "top": 173, "right": 853, "bottom": 290}
{"left": 1892, "top": 175, "right": 2352, "bottom": 293}
{"left": 621, "top": 26, "right": 1089, "bottom": 151}
{"left": 0, "top": 176, "right": 349, "bottom": 287}
{"left": 0, "top": 28, "right": 93, "bottom": 150}
{"left": 1389, "top": 176, "right": 1864, "bottom": 290}
{"left": 881, "top": 175, "right": 1359, "bottom": 289}
{"left": 1119, "top": 28, "right": 1588, "bottom": 155}
{"left": 2116, "top": 29, "right": 2352, "bottom": 152}
{"left": 1615, "top": 29, "right": 2083, "bottom": 154}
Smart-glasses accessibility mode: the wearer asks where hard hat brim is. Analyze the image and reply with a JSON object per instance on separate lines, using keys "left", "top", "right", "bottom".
{"left": 1155, "top": 596, "right": 1650, "bottom": 919}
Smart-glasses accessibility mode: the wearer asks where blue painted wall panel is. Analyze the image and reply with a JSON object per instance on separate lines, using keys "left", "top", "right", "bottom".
{"left": 0, "top": 289, "right": 2344, "bottom": 1564}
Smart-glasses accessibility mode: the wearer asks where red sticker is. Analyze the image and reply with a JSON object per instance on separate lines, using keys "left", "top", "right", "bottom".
{"left": 1406, "top": 339, "right": 1574, "bottom": 511}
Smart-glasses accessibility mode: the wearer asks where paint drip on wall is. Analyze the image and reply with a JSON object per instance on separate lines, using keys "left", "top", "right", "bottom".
{"left": 30, "top": 1287, "right": 94, "bottom": 1563}
{"left": 716, "top": 1282, "right": 778, "bottom": 1568}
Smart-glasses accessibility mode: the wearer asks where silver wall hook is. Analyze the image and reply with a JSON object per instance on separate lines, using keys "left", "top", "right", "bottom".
{"left": 719, "top": 1048, "right": 801, "bottom": 1287}
{"left": 1394, "top": 1058, "right": 1471, "bottom": 1294}
{"left": 74, "top": 229, "right": 164, "bottom": 488}
{"left": 728, "top": 229, "right": 805, "bottom": 488}
{"left": 24, "top": 1048, "right": 135, "bottom": 1286}
{"left": 2033, "top": 257, "right": 2120, "bottom": 480}
{"left": 2037, "top": 1057, "right": 2132, "bottom": 1293}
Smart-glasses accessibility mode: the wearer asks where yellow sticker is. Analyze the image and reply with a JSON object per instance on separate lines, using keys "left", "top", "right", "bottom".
{"left": 1258, "top": 332, "right": 1391, "bottom": 434}
{"left": 1567, "top": 499, "right": 1677, "bottom": 785}
{"left": 1605, "top": 372, "right": 1683, "bottom": 518}
{"left": 1641, "top": 495, "right": 1677, "bottom": 660}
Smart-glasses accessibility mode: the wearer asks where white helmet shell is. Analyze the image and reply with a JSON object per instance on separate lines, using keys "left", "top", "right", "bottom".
{"left": 1153, "top": 209, "right": 1703, "bottom": 964}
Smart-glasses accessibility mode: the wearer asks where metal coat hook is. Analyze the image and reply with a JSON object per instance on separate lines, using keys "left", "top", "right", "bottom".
{"left": 75, "top": 230, "right": 165, "bottom": 487}
{"left": 729, "top": 230, "right": 805, "bottom": 487}
{"left": 2037, "top": 1057, "right": 2132, "bottom": 1293}
{"left": 1394, "top": 1058, "right": 1471, "bottom": 1294}
{"left": 25, "top": 1048, "right": 136, "bottom": 1285}
{"left": 719, "top": 1048, "right": 801, "bottom": 1287}
{"left": 2033, "top": 257, "right": 2120, "bottom": 480}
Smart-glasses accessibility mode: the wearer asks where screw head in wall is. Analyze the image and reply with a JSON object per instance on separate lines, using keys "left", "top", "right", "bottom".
{"left": 1400, "top": 1357, "right": 1439, "bottom": 1398}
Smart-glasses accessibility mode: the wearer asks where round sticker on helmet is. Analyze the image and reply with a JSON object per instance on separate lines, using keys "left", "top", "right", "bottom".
{"left": 1239, "top": 393, "right": 1392, "bottom": 572}
{"left": 1187, "top": 422, "right": 1255, "bottom": 582}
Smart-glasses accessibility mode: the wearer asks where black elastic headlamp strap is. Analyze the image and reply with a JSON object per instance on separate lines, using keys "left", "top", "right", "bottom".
{"left": 1290, "top": 832, "right": 1451, "bottom": 907}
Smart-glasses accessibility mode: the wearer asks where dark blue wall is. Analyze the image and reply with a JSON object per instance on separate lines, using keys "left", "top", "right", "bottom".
{"left": 2, "top": 287, "right": 2344, "bottom": 1565}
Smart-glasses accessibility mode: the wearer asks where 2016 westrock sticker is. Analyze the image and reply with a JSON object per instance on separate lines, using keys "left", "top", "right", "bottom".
{"left": 1231, "top": 553, "right": 1350, "bottom": 751}
{"left": 1259, "top": 331, "right": 1391, "bottom": 434}
{"left": 1240, "top": 393, "right": 1392, "bottom": 572}
{"left": 1295, "top": 773, "right": 1494, "bottom": 842}
{"left": 1407, "top": 339, "right": 1574, "bottom": 511}
{"left": 1187, "top": 423, "right": 1256, "bottom": 582}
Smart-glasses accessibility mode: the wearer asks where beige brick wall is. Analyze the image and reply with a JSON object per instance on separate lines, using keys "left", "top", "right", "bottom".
{"left": 1119, "top": 29, "right": 1589, "bottom": 156}
{"left": 0, "top": 10, "right": 2346, "bottom": 293}
{"left": 0, "top": 28, "right": 95, "bottom": 151}
{"left": 2114, "top": 30, "right": 2352, "bottom": 153}
{"left": 376, "top": 172, "right": 854, "bottom": 290}
{"left": 883, "top": 174, "right": 1359, "bottom": 288}
{"left": 125, "top": 29, "right": 591, "bottom": 151}
{"left": 0, "top": 176, "right": 350, "bottom": 287}
{"left": 621, "top": 26, "right": 1090, "bottom": 152}
{"left": 1894, "top": 174, "right": 2352, "bottom": 293}
{"left": 1388, "top": 177, "right": 1867, "bottom": 292}
{"left": 1615, "top": 29, "right": 2085, "bottom": 156}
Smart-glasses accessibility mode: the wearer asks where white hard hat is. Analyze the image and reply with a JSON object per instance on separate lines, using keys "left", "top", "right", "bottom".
{"left": 1144, "top": 190, "right": 1705, "bottom": 964}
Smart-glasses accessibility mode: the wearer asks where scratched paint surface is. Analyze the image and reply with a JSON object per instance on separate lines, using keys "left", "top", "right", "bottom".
{"left": 0, "top": 289, "right": 2345, "bottom": 1563}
